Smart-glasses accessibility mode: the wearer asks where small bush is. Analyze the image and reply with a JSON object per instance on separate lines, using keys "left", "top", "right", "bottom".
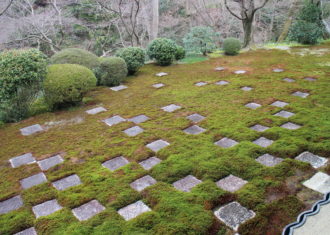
{"left": 147, "top": 38, "right": 177, "bottom": 66}
{"left": 44, "top": 64, "right": 97, "bottom": 109}
{"left": 289, "top": 21, "right": 323, "bottom": 45}
{"left": 116, "top": 47, "right": 145, "bottom": 75}
{"left": 94, "top": 57, "right": 128, "bottom": 86}
{"left": 175, "top": 45, "right": 186, "bottom": 60}
{"left": 223, "top": 38, "right": 241, "bottom": 55}
{"left": 50, "top": 48, "right": 100, "bottom": 70}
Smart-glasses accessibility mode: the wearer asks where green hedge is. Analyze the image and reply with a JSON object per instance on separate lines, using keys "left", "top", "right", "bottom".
{"left": 116, "top": 47, "right": 145, "bottom": 75}
{"left": 147, "top": 38, "right": 178, "bottom": 66}
{"left": 95, "top": 57, "right": 128, "bottom": 86}
{"left": 175, "top": 45, "right": 186, "bottom": 60}
{"left": 223, "top": 38, "right": 241, "bottom": 56}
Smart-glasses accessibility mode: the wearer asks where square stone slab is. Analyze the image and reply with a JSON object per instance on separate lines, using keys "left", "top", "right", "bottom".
{"left": 245, "top": 103, "right": 261, "bottom": 109}
{"left": 103, "top": 115, "right": 126, "bottom": 126}
{"left": 274, "top": 110, "right": 295, "bottom": 118}
{"left": 0, "top": 195, "right": 23, "bottom": 215}
{"left": 215, "top": 138, "right": 239, "bottom": 148}
{"left": 295, "top": 152, "right": 328, "bottom": 169}
{"left": 110, "top": 85, "right": 128, "bottom": 91}
{"left": 216, "top": 175, "right": 248, "bottom": 192}
{"left": 250, "top": 124, "right": 269, "bottom": 132}
{"left": 123, "top": 126, "right": 144, "bottom": 137}
{"left": 183, "top": 125, "right": 206, "bottom": 135}
{"left": 20, "top": 124, "right": 43, "bottom": 136}
{"left": 214, "top": 201, "right": 255, "bottom": 231}
{"left": 10, "top": 153, "right": 36, "bottom": 168}
{"left": 253, "top": 137, "right": 273, "bottom": 148}
{"left": 292, "top": 91, "right": 309, "bottom": 98}
{"left": 161, "top": 104, "right": 181, "bottom": 112}
{"left": 118, "top": 200, "right": 151, "bottom": 221}
{"left": 32, "top": 199, "right": 62, "bottom": 218}
{"left": 139, "top": 157, "right": 162, "bottom": 170}
{"left": 52, "top": 174, "right": 82, "bottom": 191}
{"left": 234, "top": 70, "right": 246, "bottom": 74}
{"left": 304, "top": 77, "right": 317, "bottom": 82}
{"left": 20, "top": 173, "right": 47, "bottom": 189}
{"left": 280, "top": 122, "right": 302, "bottom": 130}
{"left": 303, "top": 172, "right": 330, "bottom": 194}
{"left": 215, "top": 81, "right": 229, "bottom": 85}
{"left": 156, "top": 72, "right": 168, "bottom": 77}
{"left": 195, "top": 82, "right": 207, "bottom": 87}
{"left": 72, "top": 200, "right": 105, "bottom": 221}
{"left": 241, "top": 86, "right": 253, "bottom": 91}
{"left": 271, "top": 101, "right": 288, "bottom": 108}
{"left": 86, "top": 107, "right": 107, "bottom": 115}
{"left": 273, "top": 68, "right": 284, "bottom": 72}
{"left": 37, "top": 155, "right": 64, "bottom": 171}
{"left": 215, "top": 67, "right": 225, "bottom": 71}
{"left": 102, "top": 156, "right": 130, "bottom": 171}
{"left": 130, "top": 175, "right": 157, "bottom": 192}
{"left": 128, "top": 115, "right": 149, "bottom": 124}
{"left": 146, "top": 140, "right": 170, "bottom": 152}
{"left": 283, "top": 78, "right": 295, "bottom": 82}
{"left": 152, "top": 83, "right": 165, "bottom": 89}
{"left": 173, "top": 175, "right": 202, "bottom": 192}
{"left": 187, "top": 113, "right": 205, "bottom": 123}
{"left": 14, "top": 227, "right": 37, "bottom": 235}
{"left": 256, "top": 154, "right": 283, "bottom": 167}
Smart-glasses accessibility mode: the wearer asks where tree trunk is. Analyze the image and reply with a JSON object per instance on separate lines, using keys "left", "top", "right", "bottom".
{"left": 151, "top": 0, "right": 159, "bottom": 40}
{"left": 277, "top": 0, "right": 299, "bottom": 42}
{"left": 243, "top": 18, "right": 253, "bottom": 47}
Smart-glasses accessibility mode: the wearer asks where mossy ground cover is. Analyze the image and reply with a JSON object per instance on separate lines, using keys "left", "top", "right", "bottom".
{"left": 0, "top": 43, "right": 329, "bottom": 235}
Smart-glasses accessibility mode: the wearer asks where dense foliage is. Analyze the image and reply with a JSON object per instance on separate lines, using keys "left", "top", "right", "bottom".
{"left": 223, "top": 38, "right": 241, "bottom": 56}
{"left": 147, "top": 38, "right": 178, "bottom": 66}
{"left": 95, "top": 57, "right": 128, "bottom": 86}
{"left": 175, "top": 45, "right": 186, "bottom": 60}
{"left": 116, "top": 47, "right": 145, "bottom": 75}
{"left": 44, "top": 64, "right": 97, "bottom": 109}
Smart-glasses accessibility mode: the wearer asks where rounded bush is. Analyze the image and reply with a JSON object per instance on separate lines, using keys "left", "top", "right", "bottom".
{"left": 94, "top": 57, "right": 128, "bottom": 86}
{"left": 50, "top": 48, "right": 100, "bottom": 70}
{"left": 289, "top": 21, "right": 323, "bottom": 45}
{"left": 175, "top": 45, "right": 186, "bottom": 60}
{"left": 44, "top": 64, "right": 97, "bottom": 109}
{"left": 116, "top": 47, "right": 145, "bottom": 75}
{"left": 223, "top": 38, "right": 241, "bottom": 55}
{"left": 147, "top": 38, "right": 177, "bottom": 66}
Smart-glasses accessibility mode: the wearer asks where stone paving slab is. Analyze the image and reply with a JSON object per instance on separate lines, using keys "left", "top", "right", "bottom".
{"left": 214, "top": 201, "right": 255, "bottom": 231}
{"left": 281, "top": 122, "right": 302, "bottom": 130}
{"left": 256, "top": 154, "right": 283, "bottom": 167}
{"left": 292, "top": 91, "right": 309, "bottom": 98}
{"left": 271, "top": 101, "right": 288, "bottom": 108}
{"left": 303, "top": 172, "right": 330, "bottom": 194}
{"left": 20, "top": 124, "right": 44, "bottom": 136}
{"left": 123, "top": 126, "right": 144, "bottom": 137}
{"left": 273, "top": 68, "right": 284, "bottom": 72}
{"left": 234, "top": 70, "right": 246, "bottom": 74}
{"left": 216, "top": 175, "right": 248, "bottom": 192}
{"left": 86, "top": 107, "right": 107, "bottom": 115}
{"left": 215, "top": 137, "right": 239, "bottom": 148}
{"left": 304, "top": 77, "right": 317, "bottom": 82}
{"left": 295, "top": 152, "right": 328, "bottom": 169}
{"left": 20, "top": 173, "right": 47, "bottom": 189}
{"left": 274, "top": 110, "right": 295, "bottom": 118}
{"left": 215, "top": 81, "right": 229, "bottom": 85}
{"left": 37, "top": 155, "right": 64, "bottom": 171}
{"left": 102, "top": 156, "right": 130, "bottom": 171}
{"left": 110, "top": 85, "right": 128, "bottom": 91}
{"left": 72, "top": 200, "right": 105, "bottom": 221}
{"left": 283, "top": 78, "right": 295, "bottom": 83}
{"left": 156, "top": 72, "right": 168, "bottom": 77}
{"left": 0, "top": 195, "right": 23, "bottom": 215}
{"left": 183, "top": 125, "right": 206, "bottom": 135}
{"left": 245, "top": 103, "right": 261, "bottom": 109}
{"left": 103, "top": 115, "right": 126, "bottom": 126}
{"left": 161, "top": 104, "right": 181, "bottom": 112}
{"left": 10, "top": 153, "right": 36, "bottom": 168}
{"left": 128, "top": 115, "right": 149, "bottom": 124}
{"left": 253, "top": 137, "right": 273, "bottom": 148}
{"left": 250, "top": 124, "right": 269, "bottom": 132}
{"left": 152, "top": 83, "right": 165, "bottom": 89}
{"left": 146, "top": 140, "right": 170, "bottom": 152}
{"left": 241, "top": 86, "right": 253, "bottom": 91}
{"left": 173, "top": 175, "right": 202, "bottom": 192}
{"left": 118, "top": 200, "right": 151, "bottom": 221}
{"left": 52, "top": 174, "right": 82, "bottom": 191}
{"left": 32, "top": 199, "right": 62, "bottom": 218}
{"left": 195, "top": 82, "right": 207, "bottom": 87}
{"left": 186, "top": 114, "right": 205, "bottom": 123}
{"left": 215, "top": 67, "right": 225, "bottom": 71}
{"left": 14, "top": 227, "right": 37, "bottom": 235}
{"left": 130, "top": 175, "right": 157, "bottom": 192}
{"left": 139, "top": 157, "right": 162, "bottom": 170}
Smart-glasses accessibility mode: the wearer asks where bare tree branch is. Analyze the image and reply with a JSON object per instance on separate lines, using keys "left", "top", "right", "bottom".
{"left": 0, "top": 0, "right": 14, "bottom": 17}
{"left": 224, "top": 0, "right": 245, "bottom": 20}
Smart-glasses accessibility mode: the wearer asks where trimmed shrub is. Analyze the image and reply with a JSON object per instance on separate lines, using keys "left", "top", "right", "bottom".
{"left": 147, "top": 38, "right": 177, "bottom": 66}
{"left": 44, "top": 64, "right": 97, "bottom": 109}
{"left": 175, "top": 45, "right": 186, "bottom": 60}
{"left": 94, "top": 57, "right": 128, "bottom": 86}
{"left": 50, "top": 48, "right": 100, "bottom": 70}
{"left": 116, "top": 47, "right": 145, "bottom": 75}
{"left": 223, "top": 38, "right": 241, "bottom": 55}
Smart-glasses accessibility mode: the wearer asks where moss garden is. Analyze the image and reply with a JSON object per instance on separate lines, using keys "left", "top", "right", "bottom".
{"left": 0, "top": 42, "right": 330, "bottom": 235}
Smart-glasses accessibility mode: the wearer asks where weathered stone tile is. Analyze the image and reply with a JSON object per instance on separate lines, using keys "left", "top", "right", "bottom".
{"left": 292, "top": 91, "right": 309, "bottom": 98}
{"left": 215, "top": 81, "right": 229, "bottom": 85}
{"left": 146, "top": 140, "right": 170, "bottom": 152}
{"left": 273, "top": 68, "right": 284, "bottom": 72}
{"left": 110, "top": 85, "right": 127, "bottom": 91}
{"left": 10, "top": 153, "right": 36, "bottom": 168}
{"left": 215, "top": 138, "right": 239, "bottom": 148}
{"left": 234, "top": 70, "right": 246, "bottom": 74}
{"left": 214, "top": 201, "right": 255, "bottom": 231}
{"left": 0, "top": 195, "right": 23, "bottom": 215}
{"left": 152, "top": 83, "right": 165, "bottom": 89}
{"left": 283, "top": 78, "right": 295, "bottom": 83}
{"left": 128, "top": 115, "right": 149, "bottom": 124}
{"left": 274, "top": 110, "right": 295, "bottom": 118}
{"left": 304, "top": 77, "right": 317, "bottom": 82}
{"left": 173, "top": 175, "right": 202, "bottom": 192}
{"left": 186, "top": 113, "right": 205, "bottom": 123}
{"left": 241, "top": 86, "right": 253, "bottom": 91}
{"left": 37, "top": 155, "right": 64, "bottom": 171}
{"left": 280, "top": 122, "right": 302, "bottom": 130}
{"left": 245, "top": 103, "right": 261, "bottom": 109}
{"left": 86, "top": 107, "right": 107, "bottom": 115}
{"left": 256, "top": 154, "right": 283, "bottom": 167}
{"left": 52, "top": 174, "right": 82, "bottom": 191}
{"left": 72, "top": 200, "right": 105, "bottom": 221}
{"left": 303, "top": 172, "right": 330, "bottom": 194}
{"left": 161, "top": 104, "right": 181, "bottom": 112}
{"left": 270, "top": 101, "right": 288, "bottom": 108}
{"left": 102, "top": 156, "right": 129, "bottom": 171}
{"left": 253, "top": 137, "right": 273, "bottom": 148}
{"left": 156, "top": 72, "right": 168, "bottom": 77}
{"left": 295, "top": 152, "right": 328, "bottom": 169}
{"left": 20, "top": 173, "right": 47, "bottom": 189}
{"left": 250, "top": 124, "right": 269, "bottom": 132}
{"left": 130, "top": 175, "right": 157, "bottom": 192}
{"left": 103, "top": 115, "right": 126, "bottom": 126}
{"left": 216, "top": 175, "right": 248, "bottom": 192}
{"left": 20, "top": 124, "right": 44, "bottom": 136}
{"left": 118, "top": 200, "right": 151, "bottom": 221}
{"left": 139, "top": 157, "right": 162, "bottom": 170}
{"left": 32, "top": 199, "right": 62, "bottom": 218}
{"left": 123, "top": 126, "right": 144, "bottom": 137}
{"left": 14, "top": 227, "right": 37, "bottom": 235}
{"left": 195, "top": 82, "right": 207, "bottom": 87}
{"left": 183, "top": 125, "right": 206, "bottom": 135}
{"left": 215, "top": 67, "right": 225, "bottom": 71}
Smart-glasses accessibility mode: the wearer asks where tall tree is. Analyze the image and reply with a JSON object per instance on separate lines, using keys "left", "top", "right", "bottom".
{"left": 278, "top": 0, "right": 299, "bottom": 42}
{"left": 151, "top": 0, "right": 159, "bottom": 40}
